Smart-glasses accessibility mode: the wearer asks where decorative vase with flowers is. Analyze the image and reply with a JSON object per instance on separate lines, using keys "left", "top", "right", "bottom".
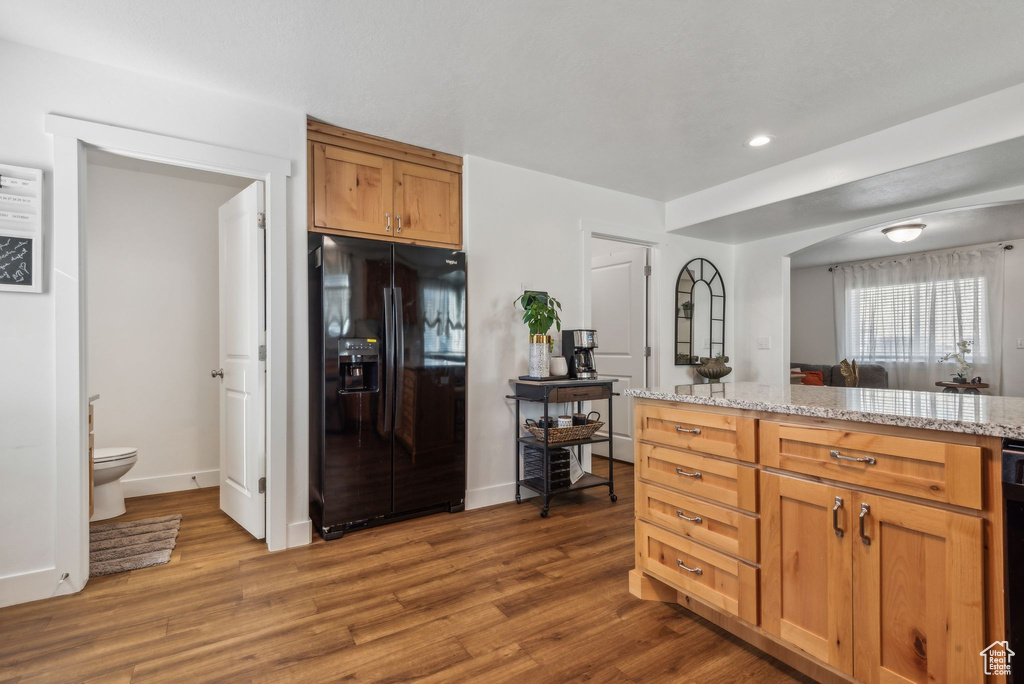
{"left": 938, "top": 339, "right": 973, "bottom": 383}
{"left": 516, "top": 291, "right": 562, "bottom": 378}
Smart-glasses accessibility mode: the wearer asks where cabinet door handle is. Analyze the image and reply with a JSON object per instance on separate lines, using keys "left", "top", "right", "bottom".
{"left": 859, "top": 503, "right": 871, "bottom": 545}
{"left": 677, "top": 510, "right": 703, "bottom": 524}
{"left": 676, "top": 559, "right": 703, "bottom": 575}
{"left": 830, "top": 449, "right": 876, "bottom": 465}
{"left": 397, "top": 214, "right": 402, "bottom": 234}
{"left": 385, "top": 212, "right": 391, "bottom": 232}
{"left": 676, "top": 426, "right": 702, "bottom": 435}
{"left": 675, "top": 467, "right": 702, "bottom": 479}
{"left": 832, "top": 496, "right": 844, "bottom": 538}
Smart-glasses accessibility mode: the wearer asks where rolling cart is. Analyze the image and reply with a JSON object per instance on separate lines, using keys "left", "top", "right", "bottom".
{"left": 506, "top": 378, "right": 618, "bottom": 517}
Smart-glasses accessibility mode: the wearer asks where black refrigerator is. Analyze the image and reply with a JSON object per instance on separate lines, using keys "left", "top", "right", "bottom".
{"left": 308, "top": 234, "right": 467, "bottom": 540}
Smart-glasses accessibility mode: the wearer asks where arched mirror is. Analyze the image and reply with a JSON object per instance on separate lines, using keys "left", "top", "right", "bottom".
{"left": 675, "top": 258, "right": 725, "bottom": 365}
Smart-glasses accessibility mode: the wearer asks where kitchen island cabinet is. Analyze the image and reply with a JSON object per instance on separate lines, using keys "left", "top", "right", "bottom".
{"left": 626, "top": 382, "right": 1017, "bottom": 684}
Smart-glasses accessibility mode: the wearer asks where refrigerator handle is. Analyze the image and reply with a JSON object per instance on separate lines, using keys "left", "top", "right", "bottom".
{"left": 383, "top": 287, "right": 394, "bottom": 432}
{"left": 394, "top": 287, "right": 405, "bottom": 433}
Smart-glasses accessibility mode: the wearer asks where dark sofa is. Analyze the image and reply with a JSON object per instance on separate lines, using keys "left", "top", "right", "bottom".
{"left": 791, "top": 362, "right": 889, "bottom": 389}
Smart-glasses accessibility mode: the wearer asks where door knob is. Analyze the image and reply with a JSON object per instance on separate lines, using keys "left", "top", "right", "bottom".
{"left": 211, "top": 368, "right": 224, "bottom": 378}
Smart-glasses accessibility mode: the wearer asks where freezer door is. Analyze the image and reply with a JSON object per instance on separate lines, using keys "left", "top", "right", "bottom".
{"left": 392, "top": 244, "right": 467, "bottom": 513}
{"left": 320, "top": 235, "right": 395, "bottom": 526}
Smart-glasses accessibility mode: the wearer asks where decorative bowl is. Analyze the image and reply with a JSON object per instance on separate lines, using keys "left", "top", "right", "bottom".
{"left": 696, "top": 356, "right": 732, "bottom": 383}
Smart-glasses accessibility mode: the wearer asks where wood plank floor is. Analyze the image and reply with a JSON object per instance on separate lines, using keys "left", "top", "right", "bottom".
{"left": 0, "top": 458, "right": 809, "bottom": 683}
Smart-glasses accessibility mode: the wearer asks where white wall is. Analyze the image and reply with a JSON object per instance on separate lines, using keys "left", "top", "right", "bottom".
{"left": 791, "top": 241, "right": 1024, "bottom": 396}
{"left": 86, "top": 161, "right": 243, "bottom": 496}
{"left": 0, "top": 38, "right": 309, "bottom": 607}
{"left": 463, "top": 156, "right": 734, "bottom": 508}
{"left": 789, "top": 266, "right": 837, "bottom": 365}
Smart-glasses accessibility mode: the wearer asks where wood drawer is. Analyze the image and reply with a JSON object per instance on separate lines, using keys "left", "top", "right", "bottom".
{"left": 637, "top": 404, "right": 757, "bottom": 463}
{"left": 760, "top": 422, "right": 982, "bottom": 509}
{"left": 550, "top": 384, "right": 610, "bottom": 403}
{"left": 638, "top": 443, "right": 757, "bottom": 512}
{"left": 637, "top": 481, "right": 758, "bottom": 562}
{"left": 637, "top": 520, "right": 759, "bottom": 624}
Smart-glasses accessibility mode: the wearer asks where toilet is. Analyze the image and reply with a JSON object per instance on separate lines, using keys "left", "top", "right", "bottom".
{"left": 91, "top": 447, "right": 138, "bottom": 521}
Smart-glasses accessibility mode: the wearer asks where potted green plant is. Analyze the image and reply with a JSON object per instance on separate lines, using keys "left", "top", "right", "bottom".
{"left": 515, "top": 291, "right": 562, "bottom": 378}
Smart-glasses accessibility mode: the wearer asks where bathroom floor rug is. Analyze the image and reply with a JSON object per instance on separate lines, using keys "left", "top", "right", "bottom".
{"left": 89, "top": 514, "right": 182, "bottom": 577}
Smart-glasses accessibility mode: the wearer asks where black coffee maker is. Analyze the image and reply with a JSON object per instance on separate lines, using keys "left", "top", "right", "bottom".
{"left": 562, "top": 329, "right": 598, "bottom": 379}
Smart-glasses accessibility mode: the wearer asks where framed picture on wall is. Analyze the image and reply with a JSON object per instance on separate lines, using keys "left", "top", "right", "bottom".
{"left": 0, "top": 163, "right": 43, "bottom": 294}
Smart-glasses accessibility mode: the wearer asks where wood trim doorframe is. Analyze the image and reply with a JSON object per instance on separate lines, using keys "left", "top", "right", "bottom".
{"left": 45, "top": 114, "right": 293, "bottom": 598}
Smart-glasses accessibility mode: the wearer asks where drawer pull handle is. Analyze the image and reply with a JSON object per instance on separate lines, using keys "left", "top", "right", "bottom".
{"left": 675, "top": 426, "right": 702, "bottom": 435}
{"left": 832, "top": 496, "right": 844, "bottom": 538}
{"left": 675, "top": 467, "right": 702, "bottom": 479}
{"left": 676, "top": 510, "right": 703, "bottom": 524}
{"left": 859, "top": 503, "right": 871, "bottom": 545}
{"left": 676, "top": 559, "right": 703, "bottom": 575}
{"left": 830, "top": 449, "right": 876, "bottom": 465}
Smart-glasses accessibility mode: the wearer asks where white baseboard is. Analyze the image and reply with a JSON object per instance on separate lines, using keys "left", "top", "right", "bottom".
{"left": 466, "top": 481, "right": 536, "bottom": 510}
{"left": 122, "top": 469, "right": 220, "bottom": 498}
{"left": 0, "top": 566, "right": 81, "bottom": 608}
{"left": 287, "top": 519, "right": 311, "bottom": 548}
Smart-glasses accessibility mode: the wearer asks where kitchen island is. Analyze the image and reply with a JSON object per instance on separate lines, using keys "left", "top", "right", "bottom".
{"left": 625, "top": 382, "right": 1018, "bottom": 684}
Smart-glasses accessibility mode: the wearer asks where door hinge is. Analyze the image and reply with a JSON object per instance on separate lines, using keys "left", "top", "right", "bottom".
{"left": 257, "top": 212, "right": 266, "bottom": 229}
{"left": 258, "top": 476, "right": 266, "bottom": 494}
{"left": 643, "top": 264, "right": 652, "bottom": 277}
{"left": 643, "top": 346, "right": 651, "bottom": 357}
{"left": 258, "top": 344, "right": 266, "bottom": 361}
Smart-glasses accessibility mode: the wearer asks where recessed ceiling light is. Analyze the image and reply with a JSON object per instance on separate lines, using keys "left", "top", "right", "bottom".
{"left": 746, "top": 134, "right": 774, "bottom": 147}
{"left": 882, "top": 223, "right": 925, "bottom": 243}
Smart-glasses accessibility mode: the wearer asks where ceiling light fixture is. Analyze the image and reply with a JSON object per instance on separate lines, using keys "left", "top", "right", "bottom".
{"left": 882, "top": 223, "right": 925, "bottom": 243}
{"left": 746, "top": 134, "right": 774, "bottom": 147}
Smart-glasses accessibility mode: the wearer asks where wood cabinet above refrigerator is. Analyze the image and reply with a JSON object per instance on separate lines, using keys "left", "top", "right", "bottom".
{"left": 308, "top": 119, "right": 463, "bottom": 249}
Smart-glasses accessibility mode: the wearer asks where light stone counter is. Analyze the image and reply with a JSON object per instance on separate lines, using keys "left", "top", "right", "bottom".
{"left": 626, "top": 382, "right": 1024, "bottom": 439}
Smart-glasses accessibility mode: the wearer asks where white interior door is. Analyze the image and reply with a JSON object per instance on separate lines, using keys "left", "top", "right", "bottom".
{"left": 216, "top": 182, "right": 266, "bottom": 539}
{"left": 591, "top": 243, "right": 648, "bottom": 463}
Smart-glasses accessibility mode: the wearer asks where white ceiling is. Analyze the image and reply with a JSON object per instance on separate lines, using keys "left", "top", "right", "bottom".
{"left": 789, "top": 202, "right": 1024, "bottom": 269}
{"left": 673, "top": 136, "right": 1024, "bottom": 243}
{"left": 4, "top": 1, "right": 1024, "bottom": 202}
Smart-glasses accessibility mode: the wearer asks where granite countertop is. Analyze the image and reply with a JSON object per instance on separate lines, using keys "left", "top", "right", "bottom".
{"left": 626, "top": 382, "right": 1024, "bottom": 439}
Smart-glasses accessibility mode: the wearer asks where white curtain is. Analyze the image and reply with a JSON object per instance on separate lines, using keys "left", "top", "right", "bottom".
{"left": 833, "top": 245, "right": 1004, "bottom": 393}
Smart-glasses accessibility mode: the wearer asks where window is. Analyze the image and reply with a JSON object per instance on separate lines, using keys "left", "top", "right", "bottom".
{"left": 846, "top": 276, "right": 988, "bottom": 363}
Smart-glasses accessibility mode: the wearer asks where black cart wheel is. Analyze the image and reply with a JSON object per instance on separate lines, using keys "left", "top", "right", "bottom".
{"left": 540, "top": 508, "right": 549, "bottom": 518}
{"left": 515, "top": 495, "right": 522, "bottom": 504}
{"left": 610, "top": 493, "right": 618, "bottom": 502}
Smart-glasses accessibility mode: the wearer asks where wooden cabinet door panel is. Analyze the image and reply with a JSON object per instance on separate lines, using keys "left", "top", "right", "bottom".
{"left": 760, "top": 421, "right": 982, "bottom": 509}
{"left": 313, "top": 144, "right": 393, "bottom": 235}
{"left": 638, "top": 443, "right": 758, "bottom": 512}
{"left": 852, "top": 494, "right": 984, "bottom": 684}
{"left": 761, "top": 473, "right": 854, "bottom": 673}
{"left": 393, "top": 161, "right": 460, "bottom": 246}
{"left": 637, "top": 404, "right": 757, "bottom": 463}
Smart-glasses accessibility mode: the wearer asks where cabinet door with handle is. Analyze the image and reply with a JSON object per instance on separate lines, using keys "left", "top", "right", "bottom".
{"left": 761, "top": 473, "right": 854, "bottom": 673}
{"left": 852, "top": 493, "right": 984, "bottom": 684}
{"left": 392, "top": 160, "right": 460, "bottom": 246}
{"left": 312, "top": 143, "right": 394, "bottom": 236}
